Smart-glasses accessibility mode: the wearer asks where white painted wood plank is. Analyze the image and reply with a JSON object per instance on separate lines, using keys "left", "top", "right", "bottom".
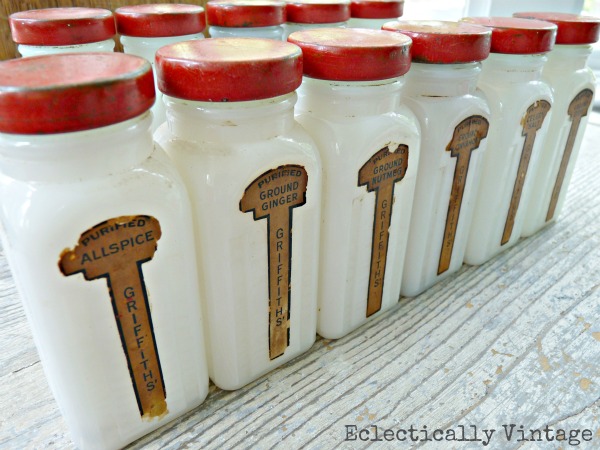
{"left": 1, "top": 116, "right": 599, "bottom": 450}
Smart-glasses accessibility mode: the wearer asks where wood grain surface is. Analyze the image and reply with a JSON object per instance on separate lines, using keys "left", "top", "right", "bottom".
{"left": 0, "top": 1, "right": 207, "bottom": 60}
{"left": 1, "top": 114, "right": 599, "bottom": 449}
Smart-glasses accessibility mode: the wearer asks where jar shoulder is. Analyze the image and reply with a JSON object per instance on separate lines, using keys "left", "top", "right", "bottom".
{"left": 401, "top": 91, "right": 491, "bottom": 131}
{"left": 296, "top": 109, "right": 420, "bottom": 163}
{"left": 479, "top": 77, "right": 553, "bottom": 100}
{"left": 543, "top": 68, "right": 596, "bottom": 99}
{"left": 477, "top": 79, "right": 553, "bottom": 119}
{"left": 0, "top": 148, "right": 190, "bottom": 237}
{"left": 157, "top": 122, "right": 321, "bottom": 168}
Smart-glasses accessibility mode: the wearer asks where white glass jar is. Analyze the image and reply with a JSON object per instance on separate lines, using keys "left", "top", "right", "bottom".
{"left": 462, "top": 17, "right": 557, "bottom": 265}
{"left": 9, "top": 7, "right": 116, "bottom": 57}
{"left": 0, "top": 53, "right": 208, "bottom": 450}
{"left": 514, "top": 12, "right": 600, "bottom": 236}
{"left": 155, "top": 38, "right": 322, "bottom": 390}
{"left": 115, "top": 4, "right": 206, "bottom": 134}
{"left": 383, "top": 21, "right": 492, "bottom": 297}
{"left": 289, "top": 28, "right": 419, "bottom": 339}
{"left": 283, "top": 0, "right": 350, "bottom": 39}
{"left": 348, "top": 0, "right": 404, "bottom": 29}
{"left": 206, "top": 0, "right": 285, "bottom": 39}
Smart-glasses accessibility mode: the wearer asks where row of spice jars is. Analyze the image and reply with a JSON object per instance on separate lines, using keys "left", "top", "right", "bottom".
{"left": 8, "top": 0, "right": 407, "bottom": 50}
{"left": 6, "top": 1, "right": 402, "bottom": 133}
{"left": 0, "top": 12, "right": 598, "bottom": 450}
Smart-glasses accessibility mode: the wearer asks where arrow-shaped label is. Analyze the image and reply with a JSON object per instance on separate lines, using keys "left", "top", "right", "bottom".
{"left": 358, "top": 144, "right": 409, "bottom": 317}
{"left": 59, "top": 215, "right": 167, "bottom": 419}
{"left": 240, "top": 165, "right": 308, "bottom": 360}
{"left": 546, "top": 89, "right": 593, "bottom": 222}
{"left": 439, "top": 115, "right": 489, "bottom": 275}
{"left": 502, "top": 100, "right": 551, "bottom": 245}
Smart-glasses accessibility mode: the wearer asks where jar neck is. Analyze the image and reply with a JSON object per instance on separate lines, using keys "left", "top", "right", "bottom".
{"left": 480, "top": 53, "right": 547, "bottom": 83}
{"left": 404, "top": 62, "right": 481, "bottom": 97}
{"left": 283, "top": 22, "right": 347, "bottom": 39}
{"left": 17, "top": 39, "right": 115, "bottom": 57}
{"left": 347, "top": 17, "right": 391, "bottom": 29}
{"left": 208, "top": 25, "right": 283, "bottom": 40}
{"left": 297, "top": 77, "right": 403, "bottom": 117}
{"left": 545, "top": 44, "right": 593, "bottom": 71}
{"left": 163, "top": 93, "right": 297, "bottom": 143}
{"left": 120, "top": 34, "right": 205, "bottom": 65}
{"left": 0, "top": 112, "right": 153, "bottom": 182}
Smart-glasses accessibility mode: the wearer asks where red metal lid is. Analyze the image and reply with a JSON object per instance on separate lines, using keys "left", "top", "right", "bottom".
{"left": 286, "top": 0, "right": 351, "bottom": 24}
{"left": 156, "top": 38, "right": 302, "bottom": 101}
{"left": 115, "top": 4, "right": 206, "bottom": 37}
{"left": 206, "top": 0, "right": 286, "bottom": 27}
{"left": 461, "top": 17, "right": 557, "bottom": 54}
{"left": 513, "top": 12, "right": 600, "bottom": 45}
{"left": 382, "top": 21, "right": 491, "bottom": 64}
{"left": 9, "top": 7, "right": 116, "bottom": 46}
{"left": 287, "top": 28, "right": 411, "bottom": 81}
{"left": 350, "top": 0, "right": 404, "bottom": 19}
{"left": 0, "top": 53, "right": 155, "bottom": 135}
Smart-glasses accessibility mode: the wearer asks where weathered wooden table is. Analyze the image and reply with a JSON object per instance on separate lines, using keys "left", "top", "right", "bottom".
{"left": 1, "top": 113, "right": 599, "bottom": 450}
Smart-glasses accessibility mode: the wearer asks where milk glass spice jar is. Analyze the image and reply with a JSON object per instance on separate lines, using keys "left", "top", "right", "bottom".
{"left": 155, "top": 38, "right": 322, "bottom": 389}
{"left": 0, "top": 53, "right": 209, "bottom": 450}
{"left": 348, "top": 0, "right": 404, "bottom": 29}
{"left": 283, "top": 0, "right": 350, "bottom": 39}
{"left": 9, "top": 7, "right": 116, "bottom": 57}
{"left": 461, "top": 18, "right": 557, "bottom": 265}
{"left": 382, "top": 21, "right": 492, "bottom": 297}
{"left": 206, "top": 0, "right": 286, "bottom": 39}
{"left": 289, "top": 28, "right": 419, "bottom": 339}
{"left": 513, "top": 12, "right": 600, "bottom": 236}
{"left": 115, "top": 3, "right": 206, "bottom": 134}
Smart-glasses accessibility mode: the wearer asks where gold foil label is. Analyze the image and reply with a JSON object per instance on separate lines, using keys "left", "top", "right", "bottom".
{"left": 240, "top": 165, "right": 308, "bottom": 360}
{"left": 59, "top": 215, "right": 167, "bottom": 419}
{"left": 439, "top": 115, "right": 490, "bottom": 275}
{"left": 502, "top": 100, "right": 551, "bottom": 245}
{"left": 358, "top": 144, "right": 409, "bottom": 317}
{"left": 546, "top": 89, "right": 593, "bottom": 222}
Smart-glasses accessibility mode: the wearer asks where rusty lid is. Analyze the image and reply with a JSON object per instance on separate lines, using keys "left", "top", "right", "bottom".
{"left": 382, "top": 20, "right": 491, "bottom": 63}
{"left": 9, "top": 7, "right": 116, "bottom": 46}
{"left": 0, "top": 53, "right": 155, "bottom": 134}
{"left": 461, "top": 17, "right": 557, "bottom": 54}
{"left": 206, "top": 0, "right": 286, "bottom": 27}
{"left": 156, "top": 38, "right": 302, "bottom": 101}
{"left": 513, "top": 12, "right": 600, "bottom": 45}
{"left": 288, "top": 27, "right": 411, "bottom": 80}
{"left": 115, "top": 4, "right": 206, "bottom": 37}
{"left": 350, "top": 0, "right": 404, "bottom": 19}
{"left": 286, "top": 0, "right": 350, "bottom": 24}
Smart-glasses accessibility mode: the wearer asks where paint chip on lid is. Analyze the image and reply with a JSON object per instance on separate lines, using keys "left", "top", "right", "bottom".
{"left": 115, "top": 4, "right": 206, "bottom": 37}
{"left": 513, "top": 12, "right": 600, "bottom": 45}
{"left": 9, "top": 7, "right": 116, "bottom": 46}
{"left": 286, "top": 0, "right": 351, "bottom": 24}
{"left": 156, "top": 38, "right": 302, "bottom": 101}
{"left": 0, "top": 53, "right": 155, "bottom": 134}
{"left": 350, "top": 0, "right": 404, "bottom": 19}
{"left": 461, "top": 17, "right": 557, "bottom": 55}
{"left": 382, "top": 20, "right": 491, "bottom": 64}
{"left": 206, "top": 0, "right": 286, "bottom": 28}
{"left": 288, "top": 27, "right": 411, "bottom": 81}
